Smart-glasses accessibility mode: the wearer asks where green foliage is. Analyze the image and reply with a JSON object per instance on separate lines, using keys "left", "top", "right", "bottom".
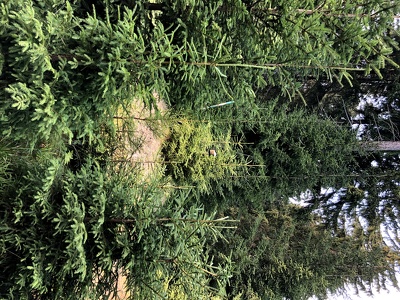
{"left": 313, "top": 152, "right": 400, "bottom": 246}
{"left": 251, "top": 109, "right": 354, "bottom": 193}
{"left": 0, "top": 0, "right": 166, "bottom": 150}
{"left": 0, "top": 152, "right": 233, "bottom": 299}
{"left": 210, "top": 205, "right": 399, "bottom": 300}
{"left": 298, "top": 46, "right": 400, "bottom": 258}
{"left": 1, "top": 0, "right": 400, "bottom": 299}
{"left": 209, "top": 101, "right": 359, "bottom": 210}
{"left": 163, "top": 117, "right": 239, "bottom": 193}
{"left": 149, "top": 0, "right": 400, "bottom": 108}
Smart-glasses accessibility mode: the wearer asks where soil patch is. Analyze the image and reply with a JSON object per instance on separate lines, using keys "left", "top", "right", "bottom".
{"left": 113, "top": 94, "right": 169, "bottom": 180}
{"left": 112, "top": 94, "right": 168, "bottom": 299}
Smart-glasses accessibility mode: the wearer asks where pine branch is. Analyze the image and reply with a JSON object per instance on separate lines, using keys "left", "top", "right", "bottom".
{"left": 49, "top": 53, "right": 367, "bottom": 71}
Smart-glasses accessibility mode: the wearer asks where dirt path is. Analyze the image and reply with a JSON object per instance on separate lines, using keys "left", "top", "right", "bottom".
{"left": 112, "top": 95, "right": 168, "bottom": 299}
{"left": 113, "top": 94, "right": 169, "bottom": 180}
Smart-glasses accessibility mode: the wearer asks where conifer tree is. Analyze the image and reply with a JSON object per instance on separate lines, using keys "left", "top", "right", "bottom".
{"left": 209, "top": 205, "right": 399, "bottom": 300}
{"left": 0, "top": 1, "right": 234, "bottom": 298}
{"left": 297, "top": 44, "right": 400, "bottom": 250}
{"left": 142, "top": 0, "right": 400, "bottom": 106}
{"left": 203, "top": 100, "right": 358, "bottom": 210}
{"left": 2, "top": 0, "right": 400, "bottom": 299}
{"left": 0, "top": 149, "right": 233, "bottom": 298}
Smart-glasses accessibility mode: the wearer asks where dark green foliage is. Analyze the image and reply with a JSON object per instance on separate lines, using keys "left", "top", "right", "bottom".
{"left": 210, "top": 205, "right": 399, "bottom": 300}
{"left": 189, "top": 102, "right": 359, "bottom": 214}
{"left": 0, "top": 150, "right": 232, "bottom": 299}
{"left": 298, "top": 43, "right": 400, "bottom": 255}
{"left": 309, "top": 152, "right": 400, "bottom": 245}
{"left": 213, "top": 101, "right": 358, "bottom": 209}
{"left": 1, "top": 0, "right": 400, "bottom": 299}
{"left": 147, "top": 0, "right": 400, "bottom": 108}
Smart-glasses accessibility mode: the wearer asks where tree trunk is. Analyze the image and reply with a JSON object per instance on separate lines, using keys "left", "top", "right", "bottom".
{"left": 361, "top": 141, "right": 400, "bottom": 152}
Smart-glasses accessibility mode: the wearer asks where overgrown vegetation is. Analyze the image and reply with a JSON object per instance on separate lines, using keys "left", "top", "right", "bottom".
{"left": 1, "top": 0, "right": 400, "bottom": 299}
{"left": 163, "top": 116, "right": 239, "bottom": 193}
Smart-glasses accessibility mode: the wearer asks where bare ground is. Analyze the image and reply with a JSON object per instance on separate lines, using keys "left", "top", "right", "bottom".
{"left": 113, "top": 94, "right": 169, "bottom": 180}
{"left": 112, "top": 94, "right": 169, "bottom": 299}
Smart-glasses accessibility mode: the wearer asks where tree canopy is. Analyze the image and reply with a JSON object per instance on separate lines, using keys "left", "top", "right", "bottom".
{"left": 1, "top": 0, "right": 400, "bottom": 299}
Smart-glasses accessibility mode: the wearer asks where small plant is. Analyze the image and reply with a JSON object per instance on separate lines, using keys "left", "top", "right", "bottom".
{"left": 162, "top": 117, "right": 239, "bottom": 193}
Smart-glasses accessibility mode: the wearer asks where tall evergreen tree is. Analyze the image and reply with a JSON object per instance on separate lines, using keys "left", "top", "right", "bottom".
{"left": 209, "top": 205, "right": 399, "bottom": 300}
{"left": 2, "top": 0, "right": 400, "bottom": 299}
{"left": 199, "top": 100, "right": 358, "bottom": 210}
{"left": 0, "top": 147, "right": 233, "bottom": 299}
{"left": 142, "top": 0, "right": 400, "bottom": 105}
{"left": 298, "top": 42, "right": 400, "bottom": 248}
{"left": 0, "top": 1, "right": 234, "bottom": 298}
